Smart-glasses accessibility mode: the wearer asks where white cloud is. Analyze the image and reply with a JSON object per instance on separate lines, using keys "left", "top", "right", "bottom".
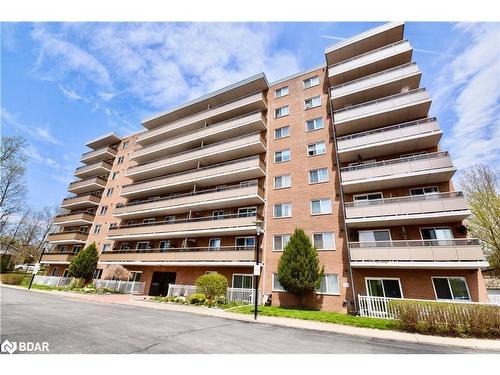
{"left": 30, "top": 23, "right": 301, "bottom": 110}
{"left": 429, "top": 23, "right": 500, "bottom": 169}
{"left": 58, "top": 84, "right": 89, "bottom": 102}
{"left": 1, "top": 107, "right": 60, "bottom": 145}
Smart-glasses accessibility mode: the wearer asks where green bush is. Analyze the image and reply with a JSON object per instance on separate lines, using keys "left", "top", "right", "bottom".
{"left": 68, "top": 278, "right": 85, "bottom": 290}
{"left": 0, "top": 273, "right": 25, "bottom": 285}
{"left": 0, "top": 257, "right": 14, "bottom": 274}
{"left": 389, "top": 299, "right": 500, "bottom": 338}
{"left": 188, "top": 293, "right": 207, "bottom": 305}
{"left": 195, "top": 273, "right": 228, "bottom": 300}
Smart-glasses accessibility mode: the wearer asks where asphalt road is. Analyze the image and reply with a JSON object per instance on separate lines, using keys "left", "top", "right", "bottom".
{"left": 0, "top": 286, "right": 491, "bottom": 354}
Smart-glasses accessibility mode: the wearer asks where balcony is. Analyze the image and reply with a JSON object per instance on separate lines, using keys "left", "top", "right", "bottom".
{"left": 126, "top": 132, "right": 266, "bottom": 181}
{"left": 53, "top": 211, "right": 96, "bottom": 226}
{"left": 337, "top": 117, "right": 442, "bottom": 163}
{"left": 138, "top": 92, "right": 267, "bottom": 146}
{"left": 99, "top": 246, "right": 256, "bottom": 266}
{"left": 107, "top": 213, "right": 263, "bottom": 241}
{"left": 333, "top": 88, "right": 431, "bottom": 136}
{"left": 328, "top": 40, "right": 413, "bottom": 85}
{"left": 68, "top": 176, "right": 107, "bottom": 194}
{"left": 348, "top": 239, "right": 488, "bottom": 269}
{"left": 80, "top": 146, "right": 117, "bottom": 164}
{"left": 330, "top": 62, "right": 421, "bottom": 108}
{"left": 114, "top": 182, "right": 265, "bottom": 219}
{"left": 61, "top": 193, "right": 102, "bottom": 209}
{"left": 340, "top": 152, "right": 456, "bottom": 193}
{"left": 74, "top": 161, "right": 112, "bottom": 179}
{"left": 121, "top": 156, "right": 266, "bottom": 199}
{"left": 40, "top": 251, "right": 77, "bottom": 264}
{"left": 132, "top": 112, "right": 267, "bottom": 163}
{"left": 345, "top": 192, "right": 470, "bottom": 227}
{"left": 47, "top": 230, "right": 89, "bottom": 244}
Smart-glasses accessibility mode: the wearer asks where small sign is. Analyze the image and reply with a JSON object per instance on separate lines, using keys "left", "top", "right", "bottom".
{"left": 32, "top": 263, "right": 41, "bottom": 275}
{"left": 343, "top": 282, "right": 350, "bottom": 288}
{"left": 253, "top": 265, "right": 261, "bottom": 276}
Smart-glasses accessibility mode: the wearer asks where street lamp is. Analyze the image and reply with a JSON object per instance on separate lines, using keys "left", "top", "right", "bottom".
{"left": 253, "top": 222, "right": 264, "bottom": 320}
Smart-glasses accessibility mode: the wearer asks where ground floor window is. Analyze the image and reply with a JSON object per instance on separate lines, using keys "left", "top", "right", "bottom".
{"left": 62, "top": 268, "right": 69, "bottom": 277}
{"left": 272, "top": 273, "right": 285, "bottom": 291}
{"left": 366, "top": 278, "right": 402, "bottom": 298}
{"left": 93, "top": 269, "right": 103, "bottom": 279}
{"left": 432, "top": 277, "right": 470, "bottom": 301}
{"left": 129, "top": 271, "right": 142, "bottom": 282}
{"left": 232, "top": 274, "right": 253, "bottom": 289}
{"left": 317, "top": 274, "right": 340, "bottom": 295}
{"left": 51, "top": 267, "right": 59, "bottom": 276}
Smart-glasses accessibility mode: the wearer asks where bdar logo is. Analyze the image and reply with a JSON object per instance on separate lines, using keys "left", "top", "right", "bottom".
{"left": 1, "top": 339, "right": 17, "bottom": 354}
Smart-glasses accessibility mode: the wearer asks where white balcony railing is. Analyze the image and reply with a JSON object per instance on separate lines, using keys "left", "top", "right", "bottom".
{"left": 167, "top": 284, "right": 258, "bottom": 304}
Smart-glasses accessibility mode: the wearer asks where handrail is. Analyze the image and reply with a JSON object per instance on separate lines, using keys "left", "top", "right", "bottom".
{"left": 134, "top": 110, "right": 265, "bottom": 156}
{"left": 49, "top": 230, "right": 90, "bottom": 235}
{"left": 55, "top": 210, "right": 96, "bottom": 218}
{"left": 69, "top": 176, "right": 107, "bottom": 186}
{"left": 81, "top": 145, "right": 117, "bottom": 158}
{"left": 44, "top": 250, "right": 79, "bottom": 255}
{"left": 64, "top": 191, "right": 103, "bottom": 200}
{"left": 122, "top": 155, "right": 263, "bottom": 188}
{"left": 333, "top": 87, "right": 427, "bottom": 114}
{"left": 331, "top": 62, "right": 417, "bottom": 90}
{"left": 75, "top": 161, "right": 112, "bottom": 172}
{"left": 340, "top": 151, "right": 449, "bottom": 172}
{"left": 337, "top": 117, "right": 437, "bottom": 142}
{"left": 329, "top": 39, "right": 409, "bottom": 68}
{"left": 110, "top": 212, "right": 263, "bottom": 230}
{"left": 348, "top": 238, "right": 480, "bottom": 248}
{"left": 128, "top": 132, "right": 265, "bottom": 171}
{"left": 104, "top": 246, "right": 257, "bottom": 254}
{"left": 117, "top": 181, "right": 262, "bottom": 208}
{"left": 345, "top": 191, "right": 464, "bottom": 207}
{"left": 139, "top": 92, "right": 267, "bottom": 140}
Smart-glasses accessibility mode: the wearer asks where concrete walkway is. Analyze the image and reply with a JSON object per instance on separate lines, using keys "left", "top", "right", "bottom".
{"left": 2, "top": 285, "right": 499, "bottom": 351}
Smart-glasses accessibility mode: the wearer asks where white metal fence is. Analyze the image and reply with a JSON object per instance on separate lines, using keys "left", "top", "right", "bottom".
{"left": 358, "top": 294, "right": 496, "bottom": 319}
{"left": 167, "top": 284, "right": 257, "bottom": 304}
{"left": 488, "top": 294, "right": 500, "bottom": 306}
{"left": 33, "top": 275, "right": 72, "bottom": 287}
{"left": 93, "top": 279, "right": 145, "bottom": 295}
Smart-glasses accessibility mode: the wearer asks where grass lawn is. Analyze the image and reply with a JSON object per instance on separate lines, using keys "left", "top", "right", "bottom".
{"left": 228, "top": 305, "right": 399, "bottom": 331}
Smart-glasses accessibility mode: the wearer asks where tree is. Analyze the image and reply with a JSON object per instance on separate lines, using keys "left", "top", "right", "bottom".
{"left": 102, "top": 264, "right": 131, "bottom": 281}
{"left": 458, "top": 165, "right": 500, "bottom": 274}
{"left": 277, "top": 228, "right": 324, "bottom": 307}
{"left": 0, "top": 136, "right": 28, "bottom": 235}
{"left": 68, "top": 242, "right": 99, "bottom": 281}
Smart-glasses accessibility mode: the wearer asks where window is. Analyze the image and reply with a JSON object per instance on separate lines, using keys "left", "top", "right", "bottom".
{"left": 272, "top": 273, "right": 285, "bottom": 291}
{"left": 136, "top": 242, "right": 150, "bottom": 250}
{"left": 102, "top": 244, "right": 110, "bottom": 252}
{"left": 93, "top": 269, "right": 103, "bottom": 280}
{"left": 317, "top": 274, "right": 340, "bottom": 295}
{"left": 232, "top": 274, "right": 253, "bottom": 289}
{"left": 274, "top": 126, "right": 290, "bottom": 139}
{"left": 310, "top": 198, "right": 332, "bottom": 215}
{"left": 209, "top": 238, "right": 221, "bottom": 250}
{"left": 275, "top": 105, "right": 289, "bottom": 118}
{"left": 238, "top": 207, "right": 257, "bottom": 217}
{"left": 273, "top": 234, "right": 291, "bottom": 251}
{"left": 275, "top": 86, "right": 289, "bottom": 98}
{"left": 120, "top": 243, "right": 131, "bottom": 250}
{"left": 273, "top": 203, "right": 292, "bottom": 218}
{"left": 105, "top": 188, "right": 114, "bottom": 197}
{"left": 420, "top": 227, "right": 454, "bottom": 245}
{"left": 432, "top": 277, "right": 470, "bottom": 301}
{"left": 111, "top": 171, "right": 119, "bottom": 180}
{"left": 62, "top": 269, "right": 70, "bottom": 278}
{"left": 410, "top": 186, "right": 440, "bottom": 196}
{"left": 303, "top": 75, "right": 320, "bottom": 89}
{"left": 309, "top": 168, "right": 329, "bottom": 184}
{"left": 99, "top": 205, "right": 108, "bottom": 215}
{"left": 366, "top": 278, "right": 402, "bottom": 298}
{"left": 353, "top": 192, "right": 383, "bottom": 203}
{"left": 165, "top": 216, "right": 176, "bottom": 223}
{"left": 235, "top": 237, "right": 255, "bottom": 250}
{"left": 313, "top": 232, "right": 335, "bottom": 250}
{"left": 122, "top": 141, "right": 129, "bottom": 149}
{"left": 274, "top": 149, "right": 291, "bottom": 163}
{"left": 306, "top": 117, "right": 324, "bottom": 132}
{"left": 51, "top": 267, "right": 59, "bottom": 276}
{"left": 116, "top": 156, "right": 124, "bottom": 164}
{"left": 212, "top": 210, "right": 224, "bottom": 220}
{"left": 304, "top": 95, "right": 321, "bottom": 109}
{"left": 72, "top": 245, "right": 82, "bottom": 253}
{"left": 60, "top": 245, "right": 68, "bottom": 252}
{"left": 307, "top": 141, "right": 326, "bottom": 156}
{"left": 93, "top": 224, "right": 101, "bottom": 234}
{"left": 143, "top": 218, "right": 155, "bottom": 224}
{"left": 358, "top": 230, "right": 391, "bottom": 245}
{"left": 159, "top": 240, "right": 171, "bottom": 250}
{"left": 401, "top": 151, "right": 427, "bottom": 158}
{"left": 129, "top": 271, "right": 142, "bottom": 282}
{"left": 109, "top": 222, "right": 118, "bottom": 229}
{"left": 274, "top": 175, "right": 291, "bottom": 189}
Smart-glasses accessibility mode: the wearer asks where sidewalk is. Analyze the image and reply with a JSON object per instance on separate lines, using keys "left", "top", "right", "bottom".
{"left": 3, "top": 284, "right": 499, "bottom": 351}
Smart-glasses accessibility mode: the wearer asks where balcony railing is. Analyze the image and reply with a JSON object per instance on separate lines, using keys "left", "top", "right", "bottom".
{"left": 106, "top": 246, "right": 256, "bottom": 253}
{"left": 75, "top": 160, "right": 112, "bottom": 176}
{"left": 341, "top": 151, "right": 450, "bottom": 172}
{"left": 47, "top": 230, "right": 89, "bottom": 243}
{"left": 81, "top": 145, "right": 117, "bottom": 159}
{"left": 68, "top": 176, "right": 107, "bottom": 193}
{"left": 349, "top": 238, "right": 480, "bottom": 248}
{"left": 345, "top": 191, "right": 465, "bottom": 208}
{"left": 53, "top": 211, "right": 96, "bottom": 225}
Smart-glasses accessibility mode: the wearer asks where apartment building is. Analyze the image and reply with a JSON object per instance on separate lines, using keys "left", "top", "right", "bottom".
{"left": 41, "top": 21, "right": 489, "bottom": 310}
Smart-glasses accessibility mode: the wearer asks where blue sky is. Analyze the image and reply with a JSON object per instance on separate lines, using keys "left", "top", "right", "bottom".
{"left": 1, "top": 22, "right": 499, "bottom": 210}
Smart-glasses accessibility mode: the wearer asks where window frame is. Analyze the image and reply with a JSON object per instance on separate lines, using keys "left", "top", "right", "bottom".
{"left": 116, "top": 156, "right": 124, "bottom": 165}
{"left": 274, "top": 105, "right": 289, "bottom": 119}
{"left": 306, "top": 117, "right": 324, "bottom": 132}
{"left": 273, "top": 234, "right": 291, "bottom": 251}
{"left": 273, "top": 174, "right": 291, "bottom": 189}
{"left": 274, "top": 125, "right": 290, "bottom": 140}
{"left": 93, "top": 224, "right": 101, "bottom": 234}
{"left": 208, "top": 238, "right": 221, "bottom": 250}
{"left": 365, "top": 277, "right": 404, "bottom": 298}
{"left": 273, "top": 203, "right": 292, "bottom": 219}
{"left": 272, "top": 273, "right": 286, "bottom": 292}
{"left": 312, "top": 232, "right": 336, "bottom": 250}
{"left": 234, "top": 236, "right": 255, "bottom": 250}
{"left": 316, "top": 274, "right": 340, "bottom": 295}
{"left": 274, "top": 149, "right": 291, "bottom": 163}
{"left": 310, "top": 198, "right": 332, "bottom": 215}
{"left": 303, "top": 75, "right": 320, "bottom": 89}
{"left": 308, "top": 167, "right": 329, "bottom": 184}
{"left": 307, "top": 141, "right": 326, "bottom": 157}
{"left": 136, "top": 241, "right": 150, "bottom": 250}
{"left": 232, "top": 273, "right": 254, "bottom": 289}
{"left": 409, "top": 186, "right": 440, "bottom": 196}
{"left": 304, "top": 95, "right": 321, "bottom": 110}
{"left": 431, "top": 276, "right": 471, "bottom": 301}
{"left": 274, "top": 86, "right": 289, "bottom": 98}
{"left": 105, "top": 188, "right": 114, "bottom": 197}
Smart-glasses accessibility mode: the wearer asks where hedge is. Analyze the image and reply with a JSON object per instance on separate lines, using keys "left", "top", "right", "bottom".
{"left": 0, "top": 273, "right": 26, "bottom": 285}
{"left": 388, "top": 299, "right": 500, "bottom": 338}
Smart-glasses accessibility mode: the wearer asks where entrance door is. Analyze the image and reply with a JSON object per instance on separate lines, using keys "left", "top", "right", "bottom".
{"left": 149, "top": 272, "right": 177, "bottom": 296}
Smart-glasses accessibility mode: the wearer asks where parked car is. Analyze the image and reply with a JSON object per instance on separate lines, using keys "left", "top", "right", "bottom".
{"left": 14, "top": 264, "right": 36, "bottom": 273}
